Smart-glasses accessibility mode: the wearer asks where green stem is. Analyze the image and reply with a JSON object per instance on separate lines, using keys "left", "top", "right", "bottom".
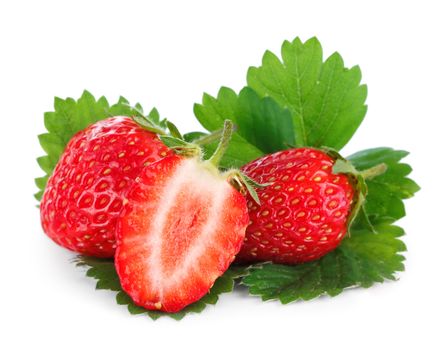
{"left": 194, "top": 125, "right": 238, "bottom": 146}
{"left": 166, "top": 120, "right": 183, "bottom": 139}
{"left": 194, "top": 129, "right": 223, "bottom": 146}
{"left": 360, "top": 163, "right": 387, "bottom": 180}
{"left": 207, "top": 120, "right": 234, "bottom": 167}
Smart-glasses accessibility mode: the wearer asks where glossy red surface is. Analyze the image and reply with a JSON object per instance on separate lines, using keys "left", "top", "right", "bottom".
{"left": 40, "top": 116, "right": 170, "bottom": 257}
{"left": 237, "top": 148, "right": 354, "bottom": 264}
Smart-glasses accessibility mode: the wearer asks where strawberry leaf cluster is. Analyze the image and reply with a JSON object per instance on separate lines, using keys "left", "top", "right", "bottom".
{"left": 75, "top": 256, "right": 247, "bottom": 320}
{"left": 243, "top": 223, "right": 406, "bottom": 302}
{"left": 36, "top": 37, "right": 418, "bottom": 319}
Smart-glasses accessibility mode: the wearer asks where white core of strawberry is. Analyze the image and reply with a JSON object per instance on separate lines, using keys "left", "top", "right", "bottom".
{"left": 146, "top": 158, "right": 229, "bottom": 298}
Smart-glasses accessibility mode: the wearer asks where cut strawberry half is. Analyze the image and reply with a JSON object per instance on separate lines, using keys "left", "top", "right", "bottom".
{"left": 115, "top": 154, "right": 249, "bottom": 312}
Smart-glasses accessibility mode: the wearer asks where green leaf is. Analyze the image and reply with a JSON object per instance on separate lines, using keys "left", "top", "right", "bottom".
{"left": 35, "top": 175, "right": 48, "bottom": 191}
{"left": 147, "top": 107, "right": 160, "bottom": 124}
{"left": 159, "top": 135, "right": 193, "bottom": 148}
{"left": 247, "top": 37, "right": 367, "bottom": 150}
{"left": 234, "top": 88, "right": 294, "bottom": 153}
{"left": 242, "top": 223, "right": 406, "bottom": 303}
{"left": 75, "top": 256, "right": 247, "bottom": 320}
{"left": 35, "top": 91, "right": 145, "bottom": 200}
{"left": 194, "top": 86, "right": 296, "bottom": 167}
{"left": 348, "top": 148, "right": 420, "bottom": 225}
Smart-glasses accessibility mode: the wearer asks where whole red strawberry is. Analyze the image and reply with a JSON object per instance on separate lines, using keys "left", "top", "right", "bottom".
{"left": 40, "top": 116, "right": 170, "bottom": 257}
{"left": 237, "top": 148, "right": 355, "bottom": 264}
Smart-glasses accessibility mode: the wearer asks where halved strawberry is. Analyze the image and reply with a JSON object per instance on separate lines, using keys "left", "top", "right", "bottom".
{"left": 115, "top": 124, "right": 249, "bottom": 313}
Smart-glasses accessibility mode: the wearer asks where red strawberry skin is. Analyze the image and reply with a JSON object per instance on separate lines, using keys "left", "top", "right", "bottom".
{"left": 115, "top": 155, "right": 248, "bottom": 313}
{"left": 40, "top": 116, "right": 170, "bottom": 257}
{"left": 237, "top": 148, "right": 354, "bottom": 264}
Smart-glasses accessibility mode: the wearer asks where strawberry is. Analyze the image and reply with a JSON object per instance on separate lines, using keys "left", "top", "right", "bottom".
{"left": 115, "top": 121, "right": 250, "bottom": 312}
{"left": 40, "top": 116, "right": 171, "bottom": 257}
{"left": 237, "top": 148, "right": 357, "bottom": 264}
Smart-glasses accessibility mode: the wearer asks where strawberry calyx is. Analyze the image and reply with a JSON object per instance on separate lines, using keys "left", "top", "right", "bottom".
{"left": 125, "top": 102, "right": 169, "bottom": 135}
{"left": 359, "top": 163, "right": 388, "bottom": 180}
{"left": 160, "top": 119, "right": 264, "bottom": 204}
{"left": 159, "top": 135, "right": 202, "bottom": 158}
{"left": 132, "top": 114, "right": 168, "bottom": 135}
{"left": 204, "top": 120, "right": 265, "bottom": 204}
{"left": 225, "top": 170, "right": 268, "bottom": 205}
{"left": 129, "top": 102, "right": 230, "bottom": 150}
{"left": 127, "top": 101, "right": 232, "bottom": 160}
{"left": 325, "top": 148, "right": 387, "bottom": 234}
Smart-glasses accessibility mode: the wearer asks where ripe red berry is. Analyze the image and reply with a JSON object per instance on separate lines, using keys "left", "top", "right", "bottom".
{"left": 40, "top": 116, "right": 170, "bottom": 257}
{"left": 115, "top": 154, "right": 249, "bottom": 312}
{"left": 237, "top": 148, "right": 355, "bottom": 264}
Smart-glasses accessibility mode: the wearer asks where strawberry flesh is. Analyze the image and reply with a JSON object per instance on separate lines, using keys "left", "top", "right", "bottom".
{"left": 115, "top": 155, "right": 248, "bottom": 312}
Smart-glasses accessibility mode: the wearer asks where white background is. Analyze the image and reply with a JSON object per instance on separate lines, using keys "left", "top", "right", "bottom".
{"left": 0, "top": 1, "right": 440, "bottom": 349}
